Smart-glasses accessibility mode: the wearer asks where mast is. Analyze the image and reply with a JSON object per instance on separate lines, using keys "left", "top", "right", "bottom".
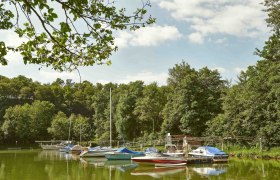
{"left": 110, "top": 88, "right": 112, "bottom": 148}
{"left": 68, "top": 117, "right": 71, "bottom": 142}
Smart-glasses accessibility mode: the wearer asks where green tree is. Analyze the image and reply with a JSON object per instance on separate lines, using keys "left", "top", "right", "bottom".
{"left": 207, "top": 61, "right": 280, "bottom": 147}
{"left": 0, "top": 0, "right": 155, "bottom": 71}
{"left": 1, "top": 100, "right": 55, "bottom": 143}
{"left": 92, "top": 83, "right": 117, "bottom": 142}
{"left": 1, "top": 104, "right": 31, "bottom": 143}
{"left": 115, "top": 81, "right": 144, "bottom": 140}
{"left": 29, "top": 100, "right": 55, "bottom": 140}
{"left": 48, "top": 111, "right": 69, "bottom": 140}
{"left": 70, "top": 114, "right": 92, "bottom": 142}
{"left": 255, "top": 0, "right": 280, "bottom": 61}
{"left": 133, "top": 83, "right": 166, "bottom": 139}
{"left": 161, "top": 62, "right": 226, "bottom": 136}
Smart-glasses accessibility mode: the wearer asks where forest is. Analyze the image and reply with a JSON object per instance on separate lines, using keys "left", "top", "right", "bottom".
{"left": 0, "top": 0, "right": 279, "bottom": 148}
{"left": 0, "top": 59, "right": 279, "bottom": 148}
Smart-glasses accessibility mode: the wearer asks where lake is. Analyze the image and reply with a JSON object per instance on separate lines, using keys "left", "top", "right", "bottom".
{"left": 0, "top": 150, "right": 280, "bottom": 179}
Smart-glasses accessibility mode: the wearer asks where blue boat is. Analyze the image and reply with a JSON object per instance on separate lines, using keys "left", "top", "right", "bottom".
{"left": 105, "top": 147, "right": 145, "bottom": 160}
{"left": 60, "top": 144, "right": 74, "bottom": 153}
{"left": 188, "top": 146, "right": 228, "bottom": 162}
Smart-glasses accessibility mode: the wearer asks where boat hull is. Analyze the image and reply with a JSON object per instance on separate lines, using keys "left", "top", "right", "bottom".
{"left": 105, "top": 153, "right": 144, "bottom": 160}
{"left": 80, "top": 150, "right": 112, "bottom": 157}
{"left": 132, "top": 156, "right": 187, "bottom": 165}
{"left": 41, "top": 145, "right": 62, "bottom": 150}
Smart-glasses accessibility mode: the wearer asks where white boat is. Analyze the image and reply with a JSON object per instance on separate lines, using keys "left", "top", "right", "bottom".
{"left": 132, "top": 153, "right": 187, "bottom": 165}
{"left": 38, "top": 141, "right": 65, "bottom": 150}
{"left": 40, "top": 144, "right": 63, "bottom": 150}
{"left": 188, "top": 146, "right": 228, "bottom": 162}
{"left": 80, "top": 146, "right": 116, "bottom": 157}
{"left": 105, "top": 147, "right": 145, "bottom": 160}
{"left": 164, "top": 133, "right": 185, "bottom": 157}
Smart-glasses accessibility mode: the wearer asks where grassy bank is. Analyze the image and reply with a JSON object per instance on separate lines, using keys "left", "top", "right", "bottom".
{"left": 224, "top": 146, "right": 280, "bottom": 160}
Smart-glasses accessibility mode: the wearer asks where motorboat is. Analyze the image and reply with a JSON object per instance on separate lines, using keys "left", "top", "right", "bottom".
{"left": 105, "top": 147, "right": 145, "bottom": 160}
{"left": 59, "top": 143, "right": 74, "bottom": 153}
{"left": 69, "top": 144, "right": 83, "bottom": 155}
{"left": 132, "top": 153, "right": 186, "bottom": 165}
{"left": 38, "top": 141, "right": 65, "bottom": 150}
{"left": 188, "top": 146, "right": 228, "bottom": 162}
{"left": 80, "top": 146, "right": 116, "bottom": 157}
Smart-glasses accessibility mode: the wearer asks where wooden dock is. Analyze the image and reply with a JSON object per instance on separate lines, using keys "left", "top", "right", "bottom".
{"left": 186, "top": 157, "right": 213, "bottom": 164}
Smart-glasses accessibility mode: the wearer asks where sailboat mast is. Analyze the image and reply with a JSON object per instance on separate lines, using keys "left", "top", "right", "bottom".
{"left": 110, "top": 88, "right": 112, "bottom": 148}
{"left": 68, "top": 118, "right": 71, "bottom": 142}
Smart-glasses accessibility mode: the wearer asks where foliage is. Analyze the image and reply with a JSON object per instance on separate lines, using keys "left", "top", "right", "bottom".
{"left": 207, "top": 61, "right": 280, "bottom": 147}
{"left": 1, "top": 100, "right": 55, "bottom": 143}
{"left": 115, "top": 81, "right": 144, "bottom": 140}
{"left": 255, "top": 0, "right": 280, "bottom": 61}
{"left": 133, "top": 83, "right": 166, "bottom": 137}
{"left": 161, "top": 61, "right": 226, "bottom": 136}
{"left": 48, "top": 111, "right": 69, "bottom": 140}
{"left": 0, "top": 0, "right": 155, "bottom": 71}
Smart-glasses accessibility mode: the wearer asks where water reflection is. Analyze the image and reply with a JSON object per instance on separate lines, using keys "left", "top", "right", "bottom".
{"left": 80, "top": 157, "right": 106, "bottom": 167}
{"left": 131, "top": 166, "right": 185, "bottom": 179}
{"left": 36, "top": 150, "right": 80, "bottom": 161}
{"left": 1, "top": 150, "right": 280, "bottom": 180}
{"left": 188, "top": 164, "right": 228, "bottom": 176}
{"left": 80, "top": 158, "right": 138, "bottom": 172}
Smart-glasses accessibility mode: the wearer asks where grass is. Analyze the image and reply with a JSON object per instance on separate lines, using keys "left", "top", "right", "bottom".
{"left": 224, "top": 145, "right": 280, "bottom": 159}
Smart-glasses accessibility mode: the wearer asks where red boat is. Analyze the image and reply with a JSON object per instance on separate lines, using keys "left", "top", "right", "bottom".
{"left": 131, "top": 154, "right": 187, "bottom": 165}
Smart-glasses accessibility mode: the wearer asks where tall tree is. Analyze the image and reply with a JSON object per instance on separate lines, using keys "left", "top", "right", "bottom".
{"left": 207, "top": 61, "right": 280, "bottom": 147}
{"left": 0, "top": 0, "right": 155, "bottom": 71}
{"left": 1, "top": 100, "right": 55, "bottom": 143}
{"left": 255, "top": 0, "right": 280, "bottom": 61}
{"left": 133, "top": 83, "right": 166, "bottom": 138}
{"left": 115, "top": 81, "right": 144, "bottom": 140}
{"left": 161, "top": 61, "right": 226, "bottom": 136}
{"left": 48, "top": 111, "right": 69, "bottom": 140}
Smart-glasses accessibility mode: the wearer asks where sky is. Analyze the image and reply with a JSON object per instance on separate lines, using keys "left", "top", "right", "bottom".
{"left": 0, "top": 0, "right": 270, "bottom": 86}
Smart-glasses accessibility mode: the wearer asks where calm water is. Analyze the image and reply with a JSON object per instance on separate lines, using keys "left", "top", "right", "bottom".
{"left": 0, "top": 150, "right": 280, "bottom": 180}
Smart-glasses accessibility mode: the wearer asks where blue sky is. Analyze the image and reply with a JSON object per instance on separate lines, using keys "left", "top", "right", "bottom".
{"left": 0, "top": 0, "right": 269, "bottom": 85}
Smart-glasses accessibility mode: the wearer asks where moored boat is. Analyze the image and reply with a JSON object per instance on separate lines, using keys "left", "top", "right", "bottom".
{"left": 69, "top": 144, "right": 83, "bottom": 155}
{"left": 132, "top": 153, "right": 187, "bottom": 165}
{"left": 80, "top": 146, "right": 116, "bottom": 157}
{"left": 60, "top": 144, "right": 74, "bottom": 153}
{"left": 188, "top": 146, "right": 228, "bottom": 162}
{"left": 39, "top": 141, "right": 65, "bottom": 150}
{"left": 105, "top": 147, "right": 145, "bottom": 160}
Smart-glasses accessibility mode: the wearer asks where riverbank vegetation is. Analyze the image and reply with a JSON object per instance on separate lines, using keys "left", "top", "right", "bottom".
{"left": 0, "top": 0, "right": 280, "bottom": 151}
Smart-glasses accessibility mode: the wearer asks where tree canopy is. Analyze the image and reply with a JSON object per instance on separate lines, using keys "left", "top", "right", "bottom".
{"left": 0, "top": 0, "right": 155, "bottom": 71}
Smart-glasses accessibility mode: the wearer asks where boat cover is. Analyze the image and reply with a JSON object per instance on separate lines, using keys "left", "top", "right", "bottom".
{"left": 145, "top": 147, "right": 158, "bottom": 154}
{"left": 116, "top": 147, "right": 144, "bottom": 155}
{"left": 202, "top": 146, "right": 227, "bottom": 155}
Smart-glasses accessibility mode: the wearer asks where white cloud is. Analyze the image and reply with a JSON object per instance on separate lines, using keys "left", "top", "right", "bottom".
{"left": 212, "top": 67, "right": 226, "bottom": 73}
{"left": 118, "top": 71, "right": 168, "bottom": 85}
{"left": 0, "top": 30, "right": 26, "bottom": 63}
{"left": 234, "top": 67, "right": 247, "bottom": 73}
{"left": 158, "top": 0, "right": 268, "bottom": 44}
{"left": 115, "top": 25, "right": 182, "bottom": 48}
{"left": 188, "top": 32, "right": 204, "bottom": 44}
{"left": 215, "top": 38, "right": 227, "bottom": 44}
{"left": 33, "top": 70, "right": 82, "bottom": 83}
